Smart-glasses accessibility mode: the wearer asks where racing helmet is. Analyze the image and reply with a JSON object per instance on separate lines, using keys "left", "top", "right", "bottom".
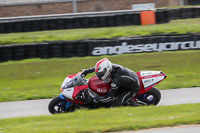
{"left": 95, "top": 58, "right": 112, "bottom": 80}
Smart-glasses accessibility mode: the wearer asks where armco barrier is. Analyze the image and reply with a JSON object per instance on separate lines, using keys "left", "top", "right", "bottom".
{"left": 0, "top": 33, "right": 200, "bottom": 62}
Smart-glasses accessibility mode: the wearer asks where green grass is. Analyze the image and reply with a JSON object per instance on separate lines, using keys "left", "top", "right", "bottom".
{"left": 0, "top": 103, "right": 199, "bottom": 133}
{"left": 0, "top": 18, "right": 200, "bottom": 45}
{"left": 0, "top": 50, "right": 200, "bottom": 102}
{"left": 159, "top": 5, "right": 200, "bottom": 9}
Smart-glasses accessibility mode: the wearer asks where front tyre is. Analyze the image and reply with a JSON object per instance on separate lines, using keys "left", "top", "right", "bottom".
{"left": 137, "top": 88, "right": 161, "bottom": 105}
{"left": 48, "top": 96, "right": 75, "bottom": 114}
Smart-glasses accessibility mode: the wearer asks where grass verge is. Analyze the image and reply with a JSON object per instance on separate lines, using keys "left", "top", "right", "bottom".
{"left": 0, "top": 50, "right": 200, "bottom": 102}
{"left": 0, "top": 103, "right": 199, "bottom": 133}
{"left": 0, "top": 18, "right": 199, "bottom": 45}
{"left": 159, "top": 5, "right": 200, "bottom": 9}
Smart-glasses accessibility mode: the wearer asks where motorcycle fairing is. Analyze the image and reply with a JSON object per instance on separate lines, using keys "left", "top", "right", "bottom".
{"left": 62, "top": 85, "right": 88, "bottom": 100}
{"left": 61, "top": 72, "right": 86, "bottom": 89}
{"left": 72, "top": 85, "right": 88, "bottom": 99}
{"left": 62, "top": 87, "right": 75, "bottom": 100}
{"left": 88, "top": 76, "right": 111, "bottom": 96}
{"left": 137, "top": 71, "right": 167, "bottom": 94}
{"left": 59, "top": 94, "right": 66, "bottom": 100}
{"left": 61, "top": 77, "right": 72, "bottom": 89}
{"left": 61, "top": 72, "right": 88, "bottom": 100}
{"left": 141, "top": 71, "right": 165, "bottom": 88}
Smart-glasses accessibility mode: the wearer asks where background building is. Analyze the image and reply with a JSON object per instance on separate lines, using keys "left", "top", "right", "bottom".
{"left": 0, "top": 0, "right": 199, "bottom": 17}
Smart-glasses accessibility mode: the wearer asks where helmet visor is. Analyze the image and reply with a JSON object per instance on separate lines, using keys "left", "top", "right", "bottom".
{"left": 96, "top": 68, "right": 107, "bottom": 80}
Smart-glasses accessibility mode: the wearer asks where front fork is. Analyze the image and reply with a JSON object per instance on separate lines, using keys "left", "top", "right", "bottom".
{"left": 59, "top": 94, "right": 72, "bottom": 110}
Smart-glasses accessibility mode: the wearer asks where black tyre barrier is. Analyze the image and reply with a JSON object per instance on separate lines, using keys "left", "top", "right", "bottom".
{"left": 55, "top": 19, "right": 65, "bottom": 30}
{"left": 12, "top": 45, "right": 25, "bottom": 60}
{"left": 5, "top": 23, "right": 14, "bottom": 33}
{"left": 105, "top": 15, "right": 116, "bottom": 27}
{"left": 74, "top": 41, "right": 89, "bottom": 57}
{"left": 69, "top": 18, "right": 76, "bottom": 29}
{"left": 156, "top": 10, "right": 170, "bottom": 24}
{"left": 62, "top": 42, "right": 74, "bottom": 57}
{"left": 0, "top": 45, "right": 12, "bottom": 62}
{"left": 0, "top": 33, "right": 199, "bottom": 62}
{"left": 193, "top": 33, "right": 200, "bottom": 40}
{"left": 62, "top": 44, "right": 74, "bottom": 57}
{"left": 168, "top": 7, "right": 200, "bottom": 20}
{"left": 30, "top": 20, "right": 42, "bottom": 31}
{"left": 80, "top": 17, "right": 90, "bottom": 28}
{"left": 36, "top": 20, "right": 47, "bottom": 31}
{"left": 36, "top": 43, "right": 50, "bottom": 58}
{"left": 193, "top": 7, "right": 200, "bottom": 18}
{"left": 169, "top": 8, "right": 180, "bottom": 20}
{"left": 0, "top": 7, "right": 200, "bottom": 33}
{"left": 120, "top": 14, "right": 133, "bottom": 26}
{"left": 48, "top": 43, "right": 62, "bottom": 57}
{"left": 89, "top": 16, "right": 100, "bottom": 28}
{"left": 12, "top": 21, "right": 23, "bottom": 33}
{"left": 22, "top": 21, "right": 32, "bottom": 32}
{"left": 130, "top": 13, "right": 141, "bottom": 25}
{"left": 97, "top": 16, "right": 107, "bottom": 27}
{"left": 45, "top": 19, "right": 58, "bottom": 30}
{"left": 156, "top": 10, "right": 165, "bottom": 24}
{"left": 180, "top": 8, "right": 193, "bottom": 19}
{"left": 0, "top": 8, "right": 177, "bottom": 33}
{"left": 164, "top": 10, "right": 170, "bottom": 23}
{"left": 24, "top": 44, "right": 37, "bottom": 59}
{"left": 71, "top": 18, "right": 81, "bottom": 29}
{"left": 114, "top": 14, "right": 124, "bottom": 26}
{"left": 0, "top": 23, "right": 6, "bottom": 33}
{"left": 62, "top": 18, "right": 72, "bottom": 29}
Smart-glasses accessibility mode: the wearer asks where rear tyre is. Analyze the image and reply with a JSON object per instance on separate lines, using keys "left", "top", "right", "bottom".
{"left": 137, "top": 88, "right": 161, "bottom": 105}
{"left": 48, "top": 96, "right": 75, "bottom": 114}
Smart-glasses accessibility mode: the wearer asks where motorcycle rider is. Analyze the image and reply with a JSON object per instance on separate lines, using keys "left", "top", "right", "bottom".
{"left": 80, "top": 58, "right": 140, "bottom": 107}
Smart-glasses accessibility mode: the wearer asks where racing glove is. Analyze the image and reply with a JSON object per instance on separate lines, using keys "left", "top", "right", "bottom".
{"left": 81, "top": 67, "right": 95, "bottom": 77}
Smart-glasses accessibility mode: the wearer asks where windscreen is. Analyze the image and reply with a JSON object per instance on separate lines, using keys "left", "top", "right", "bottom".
{"left": 62, "top": 75, "right": 87, "bottom": 89}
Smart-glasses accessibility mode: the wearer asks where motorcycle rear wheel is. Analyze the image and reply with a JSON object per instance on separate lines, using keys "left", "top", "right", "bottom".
{"left": 48, "top": 96, "right": 75, "bottom": 114}
{"left": 137, "top": 87, "right": 161, "bottom": 105}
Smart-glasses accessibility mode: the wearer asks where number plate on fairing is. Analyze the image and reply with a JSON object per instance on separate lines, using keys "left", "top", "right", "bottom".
{"left": 140, "top": 71, "right": 165, "bottom": 88}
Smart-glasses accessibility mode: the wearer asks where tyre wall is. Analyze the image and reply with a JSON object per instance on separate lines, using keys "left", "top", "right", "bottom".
{"left": 0, "top": 33, "right": 199, "bottom": 62}
{"left": 1, "top": 7, "right": 200, "bottom": 33}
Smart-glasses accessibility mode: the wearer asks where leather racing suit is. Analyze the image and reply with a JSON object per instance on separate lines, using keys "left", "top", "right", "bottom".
{"left": 82, "top": 64, "right": 140, "bottom": 106}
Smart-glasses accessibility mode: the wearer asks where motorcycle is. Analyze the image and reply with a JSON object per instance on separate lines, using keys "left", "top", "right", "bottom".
{"left": 48, "top": 70, "right": 167, "bottom": 114}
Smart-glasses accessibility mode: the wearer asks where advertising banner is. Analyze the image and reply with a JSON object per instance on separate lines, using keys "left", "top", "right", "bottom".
{"left": 89, "top": 35, "right": 200, "bottom": 56}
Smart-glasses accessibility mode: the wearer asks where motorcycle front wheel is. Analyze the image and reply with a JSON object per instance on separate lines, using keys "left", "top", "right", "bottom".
{"left": 48, "top": 96, "right": 75, "bottom": 114}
